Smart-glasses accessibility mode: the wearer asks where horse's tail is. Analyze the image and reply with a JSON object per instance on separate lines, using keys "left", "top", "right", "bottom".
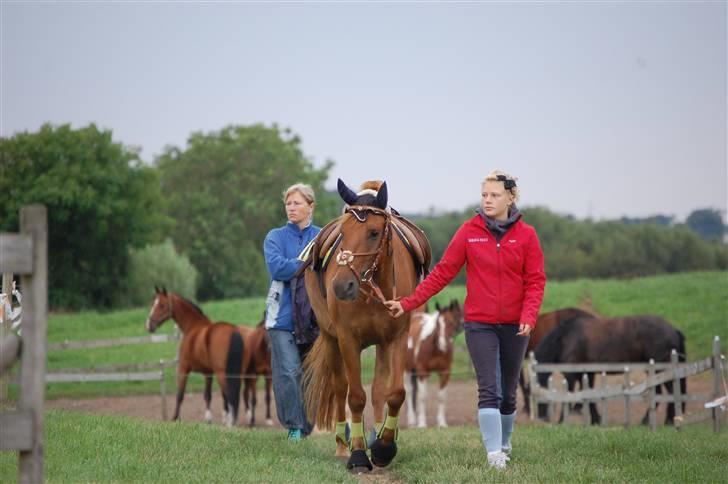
{"left": 303, "top": 332, "right": 343, "bottom": 431}
{"left": 225, "top": 330, "right": 244, "bottom": 424}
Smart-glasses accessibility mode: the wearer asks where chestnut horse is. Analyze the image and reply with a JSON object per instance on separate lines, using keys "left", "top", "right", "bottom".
{"left": 404, "top": 299, "right": 464, "bottom": 428}
{"left": 303, "top": 179, "right": 429, "bottom": 472}
{"left": 520, "top": 307, "right": 596, "bottom": 415}
{"left": 242, "top": 317, "right": 273, "bottom": 427}
{"left": 144, "top": 287, "right": 249, "bottom": 427}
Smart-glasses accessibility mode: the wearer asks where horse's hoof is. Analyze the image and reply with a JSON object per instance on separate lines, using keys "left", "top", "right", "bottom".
{"left": 347, "top": 450, "right": 372, "bottom": 473}
{"left": 370, "top": 438, "right": 397, "bottom": 468}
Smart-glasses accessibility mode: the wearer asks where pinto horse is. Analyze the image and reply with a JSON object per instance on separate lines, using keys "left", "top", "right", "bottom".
{"left": 404, "top": 299, "right": 464, "bottom": 428}
{"left": 534, "top": 314, "right": 687, "bottom": 425}
{"left": 242, "top": 316, "right": 273, "bottom": 427}
{"left": 303, "top": 179, "right": 430, "bottom": 473}
{"left": 519, "top": 307, "right": 596, "bottom": 416}
{"left": 145, "top": 287, "right": 249, "bottom": 427}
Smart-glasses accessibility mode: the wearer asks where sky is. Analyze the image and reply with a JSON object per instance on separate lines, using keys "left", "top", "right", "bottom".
{"left": 2, "top": 1, "right": 726, "bottom": 221}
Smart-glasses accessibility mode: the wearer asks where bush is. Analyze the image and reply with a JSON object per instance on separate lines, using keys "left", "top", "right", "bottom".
{"left": 120, "top": 240, "right": 198, "bottom": 308}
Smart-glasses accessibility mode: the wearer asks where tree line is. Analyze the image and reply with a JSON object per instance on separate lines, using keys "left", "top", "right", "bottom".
{"left": 1, "top": 123, "right": 725, "bottom": 310}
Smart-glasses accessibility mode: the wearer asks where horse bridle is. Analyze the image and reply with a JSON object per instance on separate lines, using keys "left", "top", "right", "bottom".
{"left": 334, "top": 206, "right": 396, "bottom": 306}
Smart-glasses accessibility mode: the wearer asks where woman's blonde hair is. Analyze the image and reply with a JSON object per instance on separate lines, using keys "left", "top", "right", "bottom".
{"left": 482, "top": 170, "right": 520, "bottom": 202}
{"left": 283, "top": 183, "right": 316, "bottom": 205}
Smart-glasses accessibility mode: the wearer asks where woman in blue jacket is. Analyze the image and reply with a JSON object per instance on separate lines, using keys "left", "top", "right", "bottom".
{"left": 263, "top": 183, "right": 320, "bottom": 441}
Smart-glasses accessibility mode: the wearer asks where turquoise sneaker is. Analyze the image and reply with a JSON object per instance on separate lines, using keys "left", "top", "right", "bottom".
{"left": 287, "top": 429, "right": 303, "bottom": 442}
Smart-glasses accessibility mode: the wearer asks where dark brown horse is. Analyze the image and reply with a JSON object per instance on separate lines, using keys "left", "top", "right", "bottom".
{"left": 404, "top": 299, "right": 464, "bottom": 428}
{"left": 303, "top": 179, "right": 429, "bottom": 472}
{"left": 534, "top": 314, "right": 687, "bottom": 425}
{"left": 144, "top": 287, "right": 249, "bottom": 427}
{"left": 520, "top": 307, "right": 596, "bottom": 415}
{"left": 242, "top": 316, "right": 273, "bottom": 427}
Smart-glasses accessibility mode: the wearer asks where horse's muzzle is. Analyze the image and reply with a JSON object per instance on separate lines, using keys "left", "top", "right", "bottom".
{"left": 145, "top": 319, "right": 157, "bottom": 333}
{"left": 333, "top": 278, "right": 359, "bottom": 301}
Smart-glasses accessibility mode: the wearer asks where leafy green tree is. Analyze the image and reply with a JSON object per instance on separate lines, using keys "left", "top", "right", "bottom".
{"left": 121, "top": 239, "right": 198, "bottom": 308}
{"left": 156, "top": 124, "right": 336, "bottom": 300}
{"left": 0, "top": 124, "right": 168, "bottom": 309}
{"left": 685, "top": 208, "right": 726, "bottom": 241}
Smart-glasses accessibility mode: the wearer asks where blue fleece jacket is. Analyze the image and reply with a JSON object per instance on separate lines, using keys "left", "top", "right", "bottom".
{"left": 263, "top": 221, "right": 320, "bottom": 332}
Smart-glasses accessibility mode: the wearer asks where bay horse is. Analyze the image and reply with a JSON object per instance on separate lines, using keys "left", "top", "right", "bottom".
{"left": 404, "top": 299, "right": 464, "bottom": 428}
{"left": 519, "top": 307, "right": 596, "bottom": 416}
{"left": 144, "top": 287, "right": 249, "bottom": 427}
{"left": 303, "top": 179, "right": 430, "bottom": 473}
{"left": 534, "top": 314, "right": 686, "bottom": 425}
{"left": 242, "top": 316, "right": 273, "bottom": 427}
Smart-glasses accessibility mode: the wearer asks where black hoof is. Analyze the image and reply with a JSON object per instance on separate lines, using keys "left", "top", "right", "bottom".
{"left": 347, "top": 449, "right": 372, "bottom": 473}
{"left": 370, "top": 438, "right": 398, "bottom": 467}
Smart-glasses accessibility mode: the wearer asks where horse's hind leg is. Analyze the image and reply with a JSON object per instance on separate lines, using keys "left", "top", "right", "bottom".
{"left": 663, "top": 381, "right": 676, "bottom": 425}
{"left": 437, "top": 371, "right": 450, "bottom": 428}
{"left": 203, "top": 374, "right": 213, "bottom": 423}
{"left": 265, "top": 376, "right": 273, "bottom": 426}
{"left": 249, "top": 377, "right": 258, "bottom": 427}
{"left": 403, "top": 370, "right": 416, "bottom": 427}
{"left": 337, "top": 334, "right": 371, "bottom": 472}
{"left": 519, "top": 368, "right": 531, "bottom": 416}
{"left": 370, "top": 345, "right": 390, "bottom": 445}
{"left": 587, "top": 373, "right": 601, "bottom": 425}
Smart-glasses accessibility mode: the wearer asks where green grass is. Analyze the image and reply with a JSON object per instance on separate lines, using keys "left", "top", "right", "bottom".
{"left": 9, "top": 271, "right": 725, "bottom": 400}
{"left": 0, "top": 411, "right": 725, "bottom": 483}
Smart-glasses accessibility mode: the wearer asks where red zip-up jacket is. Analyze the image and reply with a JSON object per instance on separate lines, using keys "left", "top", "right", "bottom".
{"left": 400, "top": 215, "right": 546, "bottom": 328}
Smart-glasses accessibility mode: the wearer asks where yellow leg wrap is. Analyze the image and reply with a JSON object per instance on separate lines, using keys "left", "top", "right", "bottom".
{"left": 350, "top": 421, "right": 366, "bottom": 450}
{"left": 335, "top": 421, "right": 348, "bottom": 443}
{"left": 378, "top": 414, "right": 400, "bottom": 441}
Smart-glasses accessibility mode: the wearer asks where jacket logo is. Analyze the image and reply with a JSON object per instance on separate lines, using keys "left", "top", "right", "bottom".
{"left": 508, "top": 239, "right": 517, "bottom": 243}
{"left": 468, "top": 237, "right": 488, "bottom": 243}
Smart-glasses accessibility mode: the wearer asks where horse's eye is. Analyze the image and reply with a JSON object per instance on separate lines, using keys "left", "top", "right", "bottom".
{"left": 369, "top": 230, "right": 380, "bottom": 239}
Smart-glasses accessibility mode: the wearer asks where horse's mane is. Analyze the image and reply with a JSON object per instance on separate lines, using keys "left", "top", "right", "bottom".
{"left": 359, "top": 180, "right": 384, "bottom": 193}
{"left": 177, "top": 294, "right": 206, "bottom": 318}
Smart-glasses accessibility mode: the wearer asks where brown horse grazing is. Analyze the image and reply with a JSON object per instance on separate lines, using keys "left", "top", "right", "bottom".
{"left": 303, "top": 179, "right": 431, "bottom": 473}
{"left": 404, "top": 299, "right": 464, "bottom": 428}
{"left": 144, "top": 287, "right": 249, "bottom": 427}
{"left": 242, "top": 316, "right": 273, "bottom": 427}
{"left": 519, "top": 307, "right": 596, "bottom": 416}
{"left": 534, "top": 314, "right": 687, "bottom": 425}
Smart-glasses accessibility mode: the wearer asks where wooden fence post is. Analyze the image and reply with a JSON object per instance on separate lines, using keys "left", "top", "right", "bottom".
{"left": 561, "top": 377, "right": 568, "bottom": 422}
{"left": 623, "top": 367, "right": 631, "bottom": 428}
{"left": 712, "top": 336, "right": 722, "bottom": 434}
{"left": 600, "top": 371, "right": 608, "bottom": 427}
{"left": 582, "top": 373, "right": 590, "bottom": 426}
{"left": 671, "top": 349, "right": 683, "bottom": 430}
{"left": 547, "top": 375, "right": 554, "bottom": 422}
{"left": 648, "top": 358, "right": 657, "bottom": 432}
{"left": 528, "top": 352, "right": 537, "bottom": 421}
{"left": 0, "top": 272, "right": 12, "bottom": 405}
{"left": 160, "top": 360, "right": 168, "bottom": 421}
{"left": 18, "top": 205, "right": 47, "bottom": 484}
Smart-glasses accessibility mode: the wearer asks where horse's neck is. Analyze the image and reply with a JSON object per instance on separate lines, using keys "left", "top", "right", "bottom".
{"left": 171, "top": 296, "right": 210, "bottom": 333}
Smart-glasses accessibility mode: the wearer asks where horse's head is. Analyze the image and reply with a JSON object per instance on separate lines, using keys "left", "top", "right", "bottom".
{"left": 331, "top": 179, "right": 390, "bottom": 300}
{"left": 436, "top": 299, "right": 464, "bottom": 338}
{"left": 145, "top": 286, "right": 173, "bottom": 333}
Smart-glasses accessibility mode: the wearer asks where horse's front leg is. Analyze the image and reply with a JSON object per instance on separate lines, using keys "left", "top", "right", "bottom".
{"left": 337, "top": 334, "right": 371, "bottom": 472}
{"left": 265, "top": 376, "right": 274, "bottom": 426}
{"left": 203, "top": 374, "right": 213, "bottom": 423}
{"left": 370, "top": 334, "right": 407, "bottom": 468}
{"left": 172, "top": 365, "right": 190, "bottom": 421}
{"left": 370, "top": 345, "right": 390, "bottom": 444}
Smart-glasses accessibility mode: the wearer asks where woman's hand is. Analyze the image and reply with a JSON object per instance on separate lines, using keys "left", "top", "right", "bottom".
{"left": 516, "top": 323, "right": 532, "bottom": 337}
{"left": 384, "top": 300, "right": 404, "bottom": 318}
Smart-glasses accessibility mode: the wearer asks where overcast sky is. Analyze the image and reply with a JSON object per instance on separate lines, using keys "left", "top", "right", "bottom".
{"left": 2, "top": 2, "right": 726, "bottom": 220}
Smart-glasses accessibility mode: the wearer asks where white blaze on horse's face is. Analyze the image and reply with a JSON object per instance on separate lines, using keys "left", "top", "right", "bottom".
{"left": 145, "top": 296, "right": 160, "bottom": 332}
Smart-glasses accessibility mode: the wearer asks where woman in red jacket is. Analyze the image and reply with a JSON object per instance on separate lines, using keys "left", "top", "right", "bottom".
{"left": 385, "top": 170, "right": 545, "bottom": 470}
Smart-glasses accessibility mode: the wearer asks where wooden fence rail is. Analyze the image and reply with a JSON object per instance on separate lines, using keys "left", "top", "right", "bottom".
{"left": 528, "top": 336, "right": 725, "bottom": 433}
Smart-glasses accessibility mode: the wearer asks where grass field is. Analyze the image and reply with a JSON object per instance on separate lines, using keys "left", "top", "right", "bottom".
{"left": 0, "top": 410, "right": 726, "bottom": 483}
{"left": 30, "top": 271, "right": 726, "bottom": 400}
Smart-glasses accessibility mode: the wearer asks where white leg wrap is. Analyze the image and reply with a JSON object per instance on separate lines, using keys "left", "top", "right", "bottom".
{"left": 417, "top": 380, "right": 428, "bottom": 428}
{"left": 204, "top": 409, "right": 212, "bottom": 423}
{"left": 437, "top": 387, "right": 448, "bottom": 428}
{"left": 404, "top": 372, "right": 416, "bottom": 426}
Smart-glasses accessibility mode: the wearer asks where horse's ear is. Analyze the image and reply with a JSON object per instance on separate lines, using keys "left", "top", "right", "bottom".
{"left": 435, "top": 301, "right": 441, "bottom": 312}
{"left": 337, "top": 178, "right": 359, "bottom": 205}
{"left": 162, "top": 286, "right": 167, "bottom": 295}
{"left": 154, "top": 285, "right": 160, "bottom": 294}
{"left": 374, "top": 181, "right": 388, "bottom": 209}
{"left": 450, "top": 299, "right": 459, "bottom": 310}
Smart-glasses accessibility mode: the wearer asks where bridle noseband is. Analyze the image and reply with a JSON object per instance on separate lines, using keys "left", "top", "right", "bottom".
{"left": 335, "top": 206, "right": 395, "bottom": 305}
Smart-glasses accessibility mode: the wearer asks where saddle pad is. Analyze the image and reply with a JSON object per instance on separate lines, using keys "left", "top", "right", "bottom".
{"left": 391, "top": 215, "right": 432, "bottom": 277}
